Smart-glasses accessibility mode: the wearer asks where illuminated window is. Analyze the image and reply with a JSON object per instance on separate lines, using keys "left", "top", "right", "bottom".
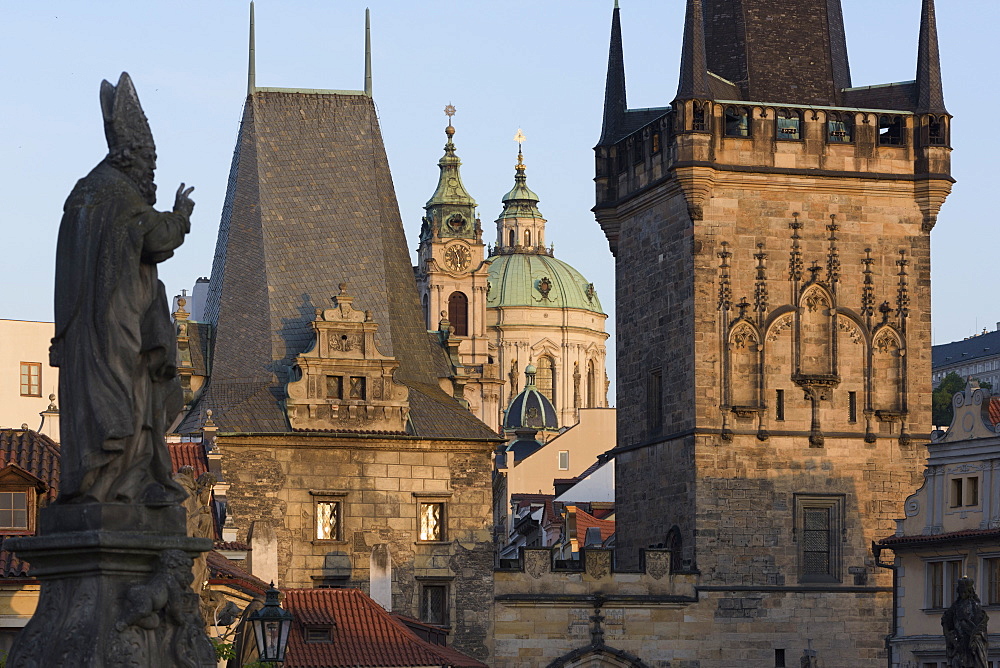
{"left": 536, "top": 356, "right": 556, "bottom": 406}
{"left": 315, "top": 501, "right": 340, "bottom": 541}
{"left": 419, "top": 502, "right": 445, "bottom": 541}
{"left": 19, "top": 362, "right": 41, "bottom": 397}
{"left": 349, "top": 376, "right": 367, "bottom": 400}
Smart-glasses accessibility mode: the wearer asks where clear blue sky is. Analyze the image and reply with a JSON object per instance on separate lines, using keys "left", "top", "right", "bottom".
{"left": 2, "top": 1, "right": 996, "bottom": 404}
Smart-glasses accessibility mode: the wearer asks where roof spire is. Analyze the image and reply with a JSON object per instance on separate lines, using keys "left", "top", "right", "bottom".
{"left": 424, "top": 105, "right": 476, "bottom": 211}
{"left": 499, "top": 130, "right": 543, "bottom": 222}
{"left": 599, "top": 1, "right": 627, "bottom": 145}
{"left": 247, "top": 1, "right": 256, "bottom": 96}
{"left": 675, "top": 0, "right": 711, "bottom": 100}
{"left": 916, "top": 0, "right": 947, "bottom": 114}
{"left": 364, "top": 8, "right": 372, "bottom": 97}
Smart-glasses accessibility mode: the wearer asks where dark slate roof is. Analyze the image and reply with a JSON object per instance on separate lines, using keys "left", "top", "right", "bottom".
{"left": 841, "top": 82, "right": 919, "bottom": 112}
{"left": 932, "top": 330, "right": 1000, "bottom": 369}
{"left": 281, "top": 588, "right": 487, "bottom": 668}
{"left": 179, "top": 91, "right": 494, "bottom": 440}
{"left": 187, "top": 322, "right": 211, "bottom": 376}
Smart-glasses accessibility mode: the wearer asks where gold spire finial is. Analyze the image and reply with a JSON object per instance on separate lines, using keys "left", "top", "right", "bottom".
{"left": 444, "top": 104, "right": 456, "bottom": 119}
{"left": 514, "top": 128, "right": 526, "bottom": 146}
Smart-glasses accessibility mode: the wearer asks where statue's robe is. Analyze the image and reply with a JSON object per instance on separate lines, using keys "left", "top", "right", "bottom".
{"left": 52, "top": 160, "right": 189, "bottom": 504}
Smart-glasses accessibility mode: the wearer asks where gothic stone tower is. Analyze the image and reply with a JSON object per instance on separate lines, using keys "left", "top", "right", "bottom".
{"left": 594, "top": 0, "right": 951, "bottom": 663}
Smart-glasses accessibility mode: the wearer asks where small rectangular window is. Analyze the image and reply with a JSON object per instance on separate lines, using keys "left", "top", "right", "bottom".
{"left": 776, "top": 111, "right": 801, "bottom": 141}
{"left": 966, "top": 477, "right": 980, "bottom": 507}
{"left": 326, "top": 375, "right": 343, "bottom": 399}
{"left": 724, "top": 107, "right": 750, "bottom": 137}
{"left": 775, "top": 649, "right": 786, "bottom": 667}
{"left": 349, "top": 376, "right": 367, "bottom": 400}
{"left": 558, "top": 450, "right": 569, "bottom": 471}
{"left": 304, "top": 626, "right": 333, "bottom": 643}
{"left": 19, "top": 362, "right": 41, "bottom": 398}
{"left": 316, "top": 501, "right": 341, "bottom": 541}
{"left": 795, "top": 494, "right": 844, "bottom": 583}
{"left": 651, "top": 133, "right": 661, "bottom": 154}
{"left": 827, "top": 116, "right": 853, "bottom": 143}
{"left": 419, "top": 502, "right": 445, "bottom": 541}
{"left": 848, "top": 391, "right": 857, "bottom": 423}
{"left": 0, "top": 492, "right": 28, "bottom": 530}
{"left": 775, "top": 389, "right": 785, "bottom": 421}
{"left": 648, "top": 369, "right": 663, "bottom": 435}
{"left": 420, "top": 584, "right": 448, "bottom": 625}
{"left": 951, "top": 478, "right": 964, "bottom": 508}
{"left": 878, "top": 115, "right": 905, "bottom": 146}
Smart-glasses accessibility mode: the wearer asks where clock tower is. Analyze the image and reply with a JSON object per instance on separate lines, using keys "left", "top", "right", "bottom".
{"left": 415, "top": 109, "right": 502, "bottom": 428}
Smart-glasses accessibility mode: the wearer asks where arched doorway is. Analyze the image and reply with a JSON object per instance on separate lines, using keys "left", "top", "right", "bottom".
{"left": 448, "top": 291, "right": 468, "bottom": 336}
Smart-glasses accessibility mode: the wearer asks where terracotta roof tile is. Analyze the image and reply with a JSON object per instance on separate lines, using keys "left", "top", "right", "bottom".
{"left": 571, "top": 507, "right": 616, "bottom": 544}
{"left": 168, "top": 441, "right": 208, "bottom": 477}
{"left": 879, "top": 527, "right": 1000, "bottom": 548}
{"left": 282, "top": 588, "right": 486, "bottom": 668}
{"left": 206, "top": 550, "right": 267, "bottom": 595}
{"left": 0, "top": 549, "right": 30, "bottom": 578}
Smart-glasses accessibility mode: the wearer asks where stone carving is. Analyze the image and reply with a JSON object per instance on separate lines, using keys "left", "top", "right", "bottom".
{"left": 874, "top": 330, "right": 899, "bottom": 354}
{"left": 285, "top": 284, "right": 409, "bottom": 432}
{"left": 174, "top": 466, "right": 217, "bottom": 605}
{"left": 537, "top": 276, "right": 553, "bottom": 299}
{"left": 645, "top": 551, "right": 670, "bottom": 580}
{"left": 767, "top": 314, "right": 793, "bottom": 342}
{"left": 730, "top": 324, "right": 758, "bottom": 350}
{"left": 803, "top": 289, "right": 830, "bottom": 313}
{"left": 51, "top": 72, "right": 193, "bottom": 505}
{"left": 837, "top": 318, "right": 863, "bottom": 345}
{"left": 943, "top": 577, "right": 989, "bottom": 667}
{"left": 112, "top": 549, "right": 216, "bottom": 667}
{"left": 585, "top": 550, "right": 612, "bottom": 580}
{"left": 524, "top": 550, "right": 550, "bottom": 579}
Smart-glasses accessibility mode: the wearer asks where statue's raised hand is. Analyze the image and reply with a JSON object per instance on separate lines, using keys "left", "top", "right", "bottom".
{"left": 173, "top": 183, "right": 195, "bottom": 217}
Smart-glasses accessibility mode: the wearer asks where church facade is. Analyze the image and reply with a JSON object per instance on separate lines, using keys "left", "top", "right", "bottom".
{"left": 414, "top": 124, "right": 610, "bottom": 431}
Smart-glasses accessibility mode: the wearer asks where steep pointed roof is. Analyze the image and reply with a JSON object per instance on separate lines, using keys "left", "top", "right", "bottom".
{"left": 181, "top": 90, "right": 495, "bottom": 441}
{"left": 599, "top": 2, "right": 627, "bottom": 145}
{"left": 425, "top": 122, "right": 476, "bottom": 210}
{"left": 675, "top": 0, "right": 712, "bottom": 100}
{"left": 700, "top": 0, "right": 851, "bottom": 106}
{"left": 916, "top": 0, "right": 947, "bottom": 114}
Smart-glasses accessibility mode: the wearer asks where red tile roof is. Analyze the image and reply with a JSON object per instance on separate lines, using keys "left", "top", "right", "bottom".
{"left": 0, "top": 549, "right": 30, "bottom": 579}
{"left": 571, "top": 507, "right": 616, "bottom": 544}
{"left": 990, "top": 397, "right": 1000, "bottom": 426}
{"left": 879, "top": 527, "right": 1000, "bottom": 548}
{"left": 168, "top": 441, "right": 209, "bottom": 476}
{"left": 281, "top": 588, "right": 486, "bottom": 668}
{"left": 0, "top": 429, "right": 60, "bottom": 502}
{"left": 206, "top": 550, "right": 267, "bottom": 595}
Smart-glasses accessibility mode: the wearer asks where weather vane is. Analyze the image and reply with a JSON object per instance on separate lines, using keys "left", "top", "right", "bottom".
{"left": 514, "top": 128, "right": 526, "bottom": 147}
{"left": 444, "top": 104, "right": 456, "bottom": 119}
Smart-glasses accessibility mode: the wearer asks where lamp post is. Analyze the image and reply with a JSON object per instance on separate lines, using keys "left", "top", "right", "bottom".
{"left": 248, "top": 583, "right": 294, "bottom": 664}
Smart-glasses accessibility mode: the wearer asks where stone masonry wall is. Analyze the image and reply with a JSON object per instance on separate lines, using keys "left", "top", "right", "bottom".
{"left": 220, "top": 433, "right": 495, "bottom": 660}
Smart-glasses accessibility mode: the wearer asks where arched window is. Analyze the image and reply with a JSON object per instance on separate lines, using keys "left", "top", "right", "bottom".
{"left": 878, "top": 115, "right": 905, "bottom": 146}
{"left": 776, "top": 108, "right": 801, "bottom": 140}
{"left": 536, "top": 356, "right": 556, "bottom": 406}
{"left": 665, "top": 526, "right": 682, "bottom": 572}
{"left": 508, "top": 229, "right": 515, "bottom": 247}
{"left": 692, "top": 101, "right": 707, "bottom": 132}
{"left": 724, "top": 106, "right": 750, "bottom": 137}
{"left": 447, "top": 291, "right": 468, "bottom": 336}
{"left": 586, "top": 360, "right": 597, "bottom": 407}
{"left": 928, "top": 115, "right": 947, "bottom": 146}
{"left": 827, "top": 111, "right": 853, "bottom": 143}
{"left": 525, "top": 229, "right": 531, "bottom": 246}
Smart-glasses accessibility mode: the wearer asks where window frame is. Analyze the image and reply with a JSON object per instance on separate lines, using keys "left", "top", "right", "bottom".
{"left": 793, "top": 494, "right": 845, "bottom": 584}
{"left": 447, "top": 291, "right": 469, "bottom": 337}
{"left": 413, "top": 492, "right": 451, "bottom": 543}
{"left": 558, "top": 450, "right": 570, "bottom": 471}
{"left": 309, "top": 490, "right": 347, "bottom": 544}
{"left": 982, "top": 554, "right": 1000, "bottom": 606}
{"left": 416, "top": 578, "right": 452, "bottom": 627}
{"left": 878, "top": 115, "right": 906, "bottom": 147}
{"left": 0, "top": 490, "right": 30, "bottom": 533}
{"left": 19, "top": 362, "right": 42, "bottom": 398}
{"left": 775, "top": 109, "right": 802, "bottom": 141}
{"left": 826, "top": 112, "right": 854, "bottom": 144}
{"left": 724, "top": 106, "right": 751, "bottom": 138}
{"left": 924, "top": 555, "right": 964, "bottom": 610}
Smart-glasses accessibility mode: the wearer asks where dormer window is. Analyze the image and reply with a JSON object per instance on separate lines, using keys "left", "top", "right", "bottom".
{"left": 878, "top": 115, "right": 905, "bottom": 146}
{"left": 776, "top": 109, "right": 801, "bottom": 141}
{"left": 724, "top": 107, "right": 750, "bottom": 137}
{"left": 303, "top": 625, "right": 334, "bottom": 643}
{"left": 827, "top": 112, "right": 853, "bottom": 143}
{"left": 0, "top": 464, "right": 45, "bottom": 535}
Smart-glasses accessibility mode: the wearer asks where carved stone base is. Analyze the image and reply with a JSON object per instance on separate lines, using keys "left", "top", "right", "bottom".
{"left": 6, "top": 505, "right": 215, "bottom": 667}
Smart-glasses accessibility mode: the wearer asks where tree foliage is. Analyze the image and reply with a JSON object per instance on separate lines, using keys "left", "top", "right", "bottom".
{"left": 933, "top": 372, "right": 993, "bottom": 428}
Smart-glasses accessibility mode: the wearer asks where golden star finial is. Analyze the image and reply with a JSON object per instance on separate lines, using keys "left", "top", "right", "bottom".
{"left": 444, "top": 104, "right": 456, "bottom": 119}
{"left": 514, "top": 128, "right": 526, "bottom": 146}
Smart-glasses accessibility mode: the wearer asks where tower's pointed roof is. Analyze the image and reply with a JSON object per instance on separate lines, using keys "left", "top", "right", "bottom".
{"left": 599, "top": 2, "right": 627, "bottom": 144}
{"left": 916, "top": 0, "right": 947, "bottom": 114}
{"left": 425, "top": 120, "right": 476, "bottom": 210}
{"left": 498, "top": 148, "right": 542, "bottom": 221}
{"left": 675, "top": 0, "right": 712, "bottom": 100}
{"left": 179, "top": 89, "right": 494, "bottom": 441}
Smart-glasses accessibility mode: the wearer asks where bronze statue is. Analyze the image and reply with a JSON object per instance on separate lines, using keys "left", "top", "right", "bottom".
{"left": 51, "top": 72, "right": 194, "bottom": 505}
{"left": 943, "top": 576, "right": 990, "bottom": 667}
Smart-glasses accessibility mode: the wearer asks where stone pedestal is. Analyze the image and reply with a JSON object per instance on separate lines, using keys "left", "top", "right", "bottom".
{"left": 6, "top": 504, "right": 216, "bottom": 667}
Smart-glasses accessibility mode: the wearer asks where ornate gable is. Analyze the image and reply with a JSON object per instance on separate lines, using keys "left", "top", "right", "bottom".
{"left": 285, "top": 285, "right": 409, "bottom": 432}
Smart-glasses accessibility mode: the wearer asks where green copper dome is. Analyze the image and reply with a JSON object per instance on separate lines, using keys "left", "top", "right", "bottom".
{"left": 486, "top": 252, "right": 604, "bottom": 313}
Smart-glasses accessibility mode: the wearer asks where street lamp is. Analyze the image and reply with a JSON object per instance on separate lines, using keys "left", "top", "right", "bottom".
{"left": 248, "top": 583, "right": 294, "bottom": 663}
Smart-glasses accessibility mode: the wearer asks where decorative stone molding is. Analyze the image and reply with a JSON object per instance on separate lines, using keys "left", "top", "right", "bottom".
{"left": 285, "top": 284, "right": 409, "bottom": 432}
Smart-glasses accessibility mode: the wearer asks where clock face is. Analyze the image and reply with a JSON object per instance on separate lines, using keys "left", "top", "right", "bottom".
{"left": 444, "top": 245, "right": 472, "bottom": 272}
